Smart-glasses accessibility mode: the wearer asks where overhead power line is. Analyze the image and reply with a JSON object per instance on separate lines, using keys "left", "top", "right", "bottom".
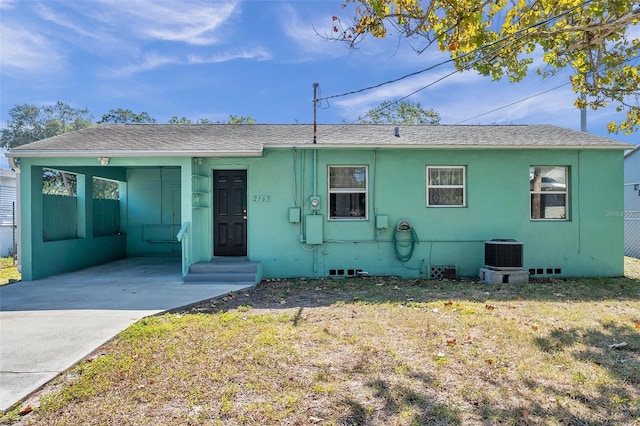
{"left": 318, "top": 0, "right": 594, "bottom": 104}
{"left": 455, "top": 82, "right": 571, "bottom": 124}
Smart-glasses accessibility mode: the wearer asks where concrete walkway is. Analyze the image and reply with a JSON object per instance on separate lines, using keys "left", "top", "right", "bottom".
{"left": 0, "top": 257, "right": 252, "bottom": 412}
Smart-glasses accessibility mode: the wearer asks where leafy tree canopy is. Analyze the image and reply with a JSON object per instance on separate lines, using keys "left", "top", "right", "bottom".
{"left": 92, "top": 177, "right": 120, "bottom": 200}
{"left": 1, "top": 102, "right": 92, "bottom": 149}
{"left": 168, "top": 116, "right": 192, "bottom": 124}
{"left": 168, "top": 115, "right": 255, "bottom": 124}
{"left": 358, "top": 99, "right": 441, "bottom": 124}
{"left": 333, "top": 0, "right": 640, "bottom": 134}
{"left": 225, "top": 114, "right": 256, "bottom": 124}
{"left": 98, "top": 108, "right": 157, "bottom": 124}
{"left": 2, "top": 102, "right": 257, "bottom": 151}
{"left": 168, "top": 116, "right": 213, "bottom": 124}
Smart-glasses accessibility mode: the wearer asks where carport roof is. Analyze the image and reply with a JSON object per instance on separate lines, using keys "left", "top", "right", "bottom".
{"left": 6, "top": 123, "right": 631, "bottom": 159}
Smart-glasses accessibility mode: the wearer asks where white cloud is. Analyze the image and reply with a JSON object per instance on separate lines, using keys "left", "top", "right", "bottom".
{"left": 0, "top": 24, "right": 65, "bottom": 76}
{"left": 25, "top": 0, "right": 247, "bottom": 78}
{"left": 279, "top": 3, "right": 354, "bottom": 61}
{"left": 104, "top": 52, "right": 181, "bottom": 77}
{"left": 34, "top": 3, "right": 119, "bottom": 46}
{"left": 104, "top": 46, "right": 270, "bottom": 78}
{"left": 96, "top": 0, "right": 239, "bottom": 45}
{"left": 188, "top": 48, "right": 272, "bottom": 64}
{"left": 32, "top": 0, "right": 242, "bottom": 55}
{"left": 0, "top": 0, "right": 17, "bottom": 10}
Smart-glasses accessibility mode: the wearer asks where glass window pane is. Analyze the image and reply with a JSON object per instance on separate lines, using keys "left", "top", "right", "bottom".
{"left": 530, "top": 166, "right": 567, "bottom": 192}
{"left": 428, "top": 188, "right": 464, "bottom": 206}
{"left": 429, "top": 168, "right": 463, "bottom": 186}
{"left": 330, "top": 167, "right": 366, "bottom": 189}
{"left": 531, "top": 194, "right": 566, "bottom": 219}
{"left": 330, "top": 193, "right": 366, "bottom": 218}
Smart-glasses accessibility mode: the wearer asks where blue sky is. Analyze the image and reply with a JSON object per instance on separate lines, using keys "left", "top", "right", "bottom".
{"left": 1, "top": 0, "right": 637, "bottom": 163}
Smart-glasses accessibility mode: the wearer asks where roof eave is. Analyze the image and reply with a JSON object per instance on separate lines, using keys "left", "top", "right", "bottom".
{"left": 5, "top": 149, "right": 265, "bottom": 158}
{"left": 268, "top": 143, "right": 631, "bottom": 150}
{"left": 5, "top": 143, "right": 629, "bottom": 159}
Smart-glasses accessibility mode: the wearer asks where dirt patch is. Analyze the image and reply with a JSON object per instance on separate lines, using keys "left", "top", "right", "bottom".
{"left": 180, "top": 271, "right": 639, "bottom": 315}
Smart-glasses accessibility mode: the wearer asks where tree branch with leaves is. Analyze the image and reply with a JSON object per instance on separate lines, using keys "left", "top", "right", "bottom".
{"left": 357, "top": 100, "right": 441, "bottom": 124}
{"left": 98, "top": 108, "right": 157, "bottom": 124}
{"left": 333, "top": 0, "right": 639, "bottom": 133}
{"left": 1, "top": 102, "right": 93, "bottom": 149}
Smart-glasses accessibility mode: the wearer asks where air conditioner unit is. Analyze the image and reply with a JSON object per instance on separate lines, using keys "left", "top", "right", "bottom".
{"left": 484, "top": 239, "right": 523, "bottom": 270}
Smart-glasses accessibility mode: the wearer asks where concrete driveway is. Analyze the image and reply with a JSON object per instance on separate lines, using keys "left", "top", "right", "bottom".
{"left": 0, "top": 257, "right": 252, "bottom": 412}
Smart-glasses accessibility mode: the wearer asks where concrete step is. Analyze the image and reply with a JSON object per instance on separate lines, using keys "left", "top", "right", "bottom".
{"left": 189, "top": 260, "right": 259, "bottom": 274}
{"left": 184, "top": 258, "right": 261, "bottom": 285}
{"left": 183, "top": 280, "right": 256, "bottom": 286}
{"left": 184, "top": 272, "right": 257, "bottom": 282}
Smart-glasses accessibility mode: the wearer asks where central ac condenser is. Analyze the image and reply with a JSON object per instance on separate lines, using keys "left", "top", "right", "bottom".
{"left": 484, "top": 239, "right": 523, "bottom": 270}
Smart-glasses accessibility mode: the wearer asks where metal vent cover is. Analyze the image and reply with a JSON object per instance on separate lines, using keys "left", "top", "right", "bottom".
{"left": 430, "top": 265, "right": 457, "bottom": 280}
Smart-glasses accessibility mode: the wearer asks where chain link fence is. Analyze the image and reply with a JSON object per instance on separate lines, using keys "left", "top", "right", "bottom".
{"left": 625, "top": 211, "right": 640, "bottom": 258}
{"left": 0, "top": 184, "right": 17, "bottom": 258}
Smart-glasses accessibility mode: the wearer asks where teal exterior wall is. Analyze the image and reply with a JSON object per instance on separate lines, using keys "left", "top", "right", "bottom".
{"left": 190, "top": 148, "right": 623, "bottom": 279}
{"left": 125, "top": 167, "right": 182, "bottom": 256}
{"left": 17, "top": 147, "right": 624, "bottom": 281}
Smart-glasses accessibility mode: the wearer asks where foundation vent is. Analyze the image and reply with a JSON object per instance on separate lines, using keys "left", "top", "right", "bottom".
{"left": 430, "top": 265, "right": 457, "bottom": 280}
{"left": 328, "top": 268, "right": 363, "bottom": 278}
{"left": 529, "top": 268, "right": 562, "bottom": 276}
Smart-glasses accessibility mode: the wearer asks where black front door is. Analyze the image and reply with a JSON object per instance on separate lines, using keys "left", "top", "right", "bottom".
{"left": 213, "top": 170, "right": 247, "bottom": 256}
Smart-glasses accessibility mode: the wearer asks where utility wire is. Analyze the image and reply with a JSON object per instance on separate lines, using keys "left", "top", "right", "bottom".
{"left": 455, "top": 53, "right": 639, "bottom": 124}
{"left": 344, "top": 68, "right": 461, "bottom": 124}
{"left": 455, "top": 82, "right": 571, "bottom": 124}
{"left": 318, "top": 0, "right": 594, "bottom": 104}
{"left": 342, "top": 15, "right": 560, "bottom": 125}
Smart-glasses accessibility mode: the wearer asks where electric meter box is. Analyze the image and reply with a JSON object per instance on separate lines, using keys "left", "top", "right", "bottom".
{"left": 309, "top": 196, "right": 321, "bottom": 211}
{"left": 376, "top": 215, "right": 389, "bottom": 229}
{"left": 289, "top": 207, "right": 301, "bottom": 223}
{"left": 305, "top": 214, "right": 323, "bottom": 244}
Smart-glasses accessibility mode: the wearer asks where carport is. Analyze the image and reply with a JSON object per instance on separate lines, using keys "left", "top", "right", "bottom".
{"left": 11, "top": 157, "right": 188, "bottom": 281}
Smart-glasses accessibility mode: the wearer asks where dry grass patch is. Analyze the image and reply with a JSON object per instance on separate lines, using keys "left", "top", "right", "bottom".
{"left": 0, "top": 257, "right": 20, "bottom": 286}
{"left": 627, "top": 256, "right": 640, "bottom": 279}
{"left": 4, "top": 259, "right": 640, "bottom": 425}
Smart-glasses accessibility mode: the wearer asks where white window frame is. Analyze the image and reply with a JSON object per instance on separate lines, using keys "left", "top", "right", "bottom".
{"left": 529, "top": 165, "right": 569, "bottom": 221}
{"left": 426, "top": 166, "right": 466, "bottom": 207}
{"left": 328, "top": 165, "right": 368, "bottom": 220}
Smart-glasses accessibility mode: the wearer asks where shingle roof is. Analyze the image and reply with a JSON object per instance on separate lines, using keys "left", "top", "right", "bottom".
{"left": 7, "top": 124, "right": 631, "bottom": 158}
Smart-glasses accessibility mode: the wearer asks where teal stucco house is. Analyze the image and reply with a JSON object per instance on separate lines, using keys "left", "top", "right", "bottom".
{"left": 6, "top": 124, "right": 630, "bottom": 282}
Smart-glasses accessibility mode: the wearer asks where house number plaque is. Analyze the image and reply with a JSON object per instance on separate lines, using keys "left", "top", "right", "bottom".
{"left": 252, "top": 195, "right": 272, "bottom": 202}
